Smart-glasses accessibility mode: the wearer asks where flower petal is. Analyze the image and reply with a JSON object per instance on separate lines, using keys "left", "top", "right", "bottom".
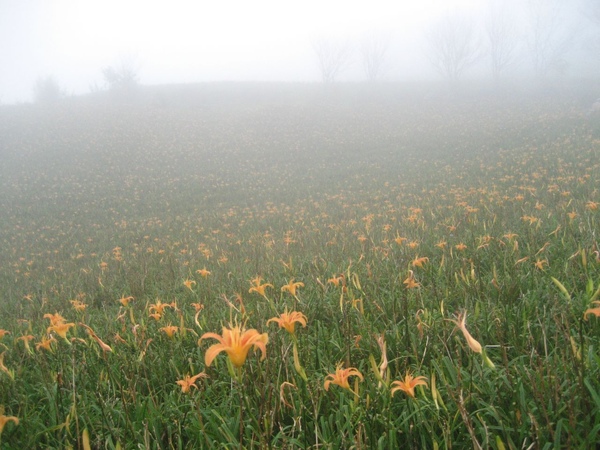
{"left": 204, "top": 343, "right": 227, "bottom": 367}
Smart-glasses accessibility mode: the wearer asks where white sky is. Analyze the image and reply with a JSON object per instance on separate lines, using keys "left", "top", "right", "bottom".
{"left": 0, "top": 0, "right": 587, "bottom": 104}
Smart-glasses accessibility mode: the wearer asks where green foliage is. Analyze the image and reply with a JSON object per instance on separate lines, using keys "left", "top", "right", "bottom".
{"left": 0, "top": 84, "right": 599, "bottom": 448}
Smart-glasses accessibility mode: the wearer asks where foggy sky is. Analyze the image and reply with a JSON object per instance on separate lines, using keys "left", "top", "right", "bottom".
{"left": 0, "top": 0, "right": 596, "bottom": 104}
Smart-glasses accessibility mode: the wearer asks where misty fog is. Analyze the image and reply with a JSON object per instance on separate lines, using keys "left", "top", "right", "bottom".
{"left": 1, "top": 0, "right": 599, "bottom": 104}
{"left": 3, "top": 1, "right": 600, "bottom": 448}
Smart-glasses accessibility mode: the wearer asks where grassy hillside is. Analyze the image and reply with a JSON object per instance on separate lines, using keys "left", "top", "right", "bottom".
{"left": 0, "top": 82, "right": 599, "bottom": 448}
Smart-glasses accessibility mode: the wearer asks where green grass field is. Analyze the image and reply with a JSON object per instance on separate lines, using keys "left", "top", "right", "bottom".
{"left": 1, "top": 82, "right": 599, "bottom": 449}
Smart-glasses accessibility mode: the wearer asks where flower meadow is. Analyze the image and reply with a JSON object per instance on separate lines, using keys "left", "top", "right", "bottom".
{"left": 0, "top": 84, "right": 599, "bottom": 448}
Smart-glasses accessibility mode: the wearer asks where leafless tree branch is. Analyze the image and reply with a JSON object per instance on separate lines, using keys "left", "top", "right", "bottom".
{"left": 486, "top": 5, "right": 520, "bottom": 81}
{"left": 312, "top": 37, "right": 353, "bottom": 84}
{"left": 526, "top": 0, "right": 578, "bottom": 77}
{"left": 359, "top": 31, "right": 390, "bottom": 82}
{"left": 427, "top": 13, "right": 482, "bottom": 82}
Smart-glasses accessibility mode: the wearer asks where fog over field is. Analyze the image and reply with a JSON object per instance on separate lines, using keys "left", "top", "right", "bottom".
{"left": 1, "top": 0, "right": 599, "bottom": 104}
{"left": 2, "top": 1, "right": 600, "bottom": 448}
{"left": 1, "top": 77, "right": 600, "bottom": 447}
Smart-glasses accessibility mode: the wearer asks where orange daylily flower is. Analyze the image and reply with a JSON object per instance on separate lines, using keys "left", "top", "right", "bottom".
{"left": 268, "top": 310, "right": 308, "bottom": 379}
{"left": 391, "top": 372, "right": 428, "bottom": 399}
{"left": 160, "top": 325, "right": 179, "bottom": 339}
{"left": 586, "top": 201, "right": 599, "bottom": 211}
{"left": 176, "top": 372, "right": 208, "bottom": 394}
{"left": 403, "top": 270, "right": 420, "bottom": 289}
{"left": 47, "top": 322, "right": 75, "bottom": 341}
{"left": 36, "top": 336, "right": 57, "bottom": 352}
{"left": 281, "top": 279, "right": 304, "bottom": 296}
{"left": 412, "top": 256, "right": 429, "bottom": 268}
{"left": 0, "top": 330, "right": 10, "bottom": 340}
{"left": 327, "top": 274, "right": 345, "bottom": 287}
{"left": 447, "top": 310, "right": 482, "bottom": 354}
{"left": 455, "top": 243, "right": 467, "bottom": 251}
{"left": 534, "top": 259, "right": 548, "bottom": 270}
{"left": 248, "top": 276, "right": 273, "bottom": 297}
{"left": 200, "top": 324, "right": 268, "bottom": 368}
{"left": 196, "top": 268, "right": 211, "bottom": 278}
{"left": 191, "top": 303, "right": 205, "bottom": 312}
{"left": 324, "top": 363, "right": 363, "bottom": 393}
{"left": 267, "top": 310, "right": 308, "bottom": 335}
{"left": 183, "top": 279, "right": 196, "bottom": 291}
{"left": 149, "top": 300, "right": 174, "bottom": 316}
{"left": 118, "top": 295, "right": 134, "bottom": 307}
{"left": 394, "top": 236, "right": 407, "bottom": 245}
{"left": 43, "top": 313, "right": 66, "bottom": 326}
{"left": 70, "top": 300, "right": 87, "bottom": 312}
{"left": 521, "top": 215, "right": 539, "bottom": 225}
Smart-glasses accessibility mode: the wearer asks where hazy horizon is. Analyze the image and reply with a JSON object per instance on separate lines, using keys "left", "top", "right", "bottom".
{"left": 1, "top": 0, "right": 597, "bottom": 104}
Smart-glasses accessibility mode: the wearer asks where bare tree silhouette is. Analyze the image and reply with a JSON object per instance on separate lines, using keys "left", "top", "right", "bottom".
{"left": 312, "top": 37, "right": 352, "bottom": 84}
{"left": 427, "top": 12, "right": 482, "bottom": 82}
{"left": 360, "top": 31, "right": 390, "bottom": 82}
{"left": 526, "top": 0, "right": 577, "bottom": 78}
{"left": 486, "top": 5, "right": 520, "bottom": 81}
